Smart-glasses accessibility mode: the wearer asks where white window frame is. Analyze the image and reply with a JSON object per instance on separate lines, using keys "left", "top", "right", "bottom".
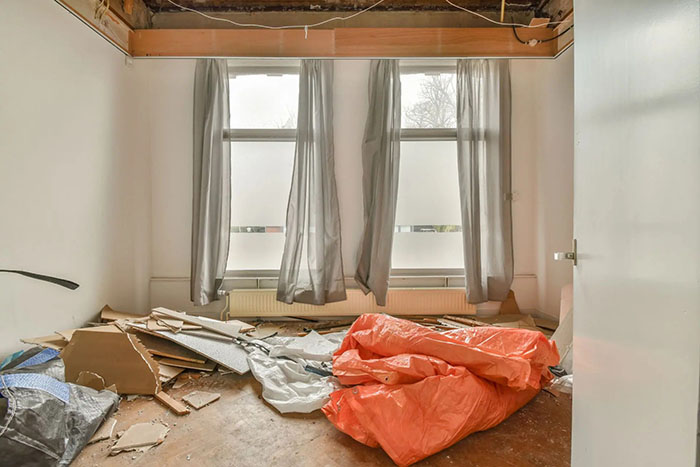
{"left": 225, "top": 62, "right": 300, "bottom": 278}
{"left": 393, "top": 62, "right": 464, "bottom": 279}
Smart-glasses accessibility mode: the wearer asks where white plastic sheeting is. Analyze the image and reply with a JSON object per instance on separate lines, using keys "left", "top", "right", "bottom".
{"left": 246, "top": 331, "right": 345, "bottom": 413}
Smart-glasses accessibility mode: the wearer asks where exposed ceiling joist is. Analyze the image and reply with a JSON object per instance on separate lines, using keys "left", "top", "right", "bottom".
{"left": 143, "top": 0, "right": 539, "bottom": 12}
{"left": 55, "top": 0, "right": 572, "bottom": 58}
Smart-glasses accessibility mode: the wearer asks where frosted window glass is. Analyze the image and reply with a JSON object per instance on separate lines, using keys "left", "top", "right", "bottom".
{"left": 392, "top": 142, "right": 464, "bottom": 269}
{"left": 395, "top": 141, "right": 461, "bottom": 226}
{"left": 228, "top": 141, "right": 294, "bottom": 271}
{"left": 392, "top": 233, "right": 464, "bottom": 269}
{"left": 231, "top": 142, "right": 294, "bottom": 226}
{"left": 227, "top": 232, "right": 286, "bottom": 271}
{"left": 229, "top": 74, "right": 299, "bottom": 129}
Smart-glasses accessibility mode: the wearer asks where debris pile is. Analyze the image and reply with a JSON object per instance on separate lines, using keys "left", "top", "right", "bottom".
{"left": 3, "top": 295, "right": 568, "bottom": 466}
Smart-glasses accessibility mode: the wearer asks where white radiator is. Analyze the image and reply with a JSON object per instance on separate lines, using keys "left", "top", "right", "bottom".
{"left": 228, "top": 288, "right": 476, "bottom": 317}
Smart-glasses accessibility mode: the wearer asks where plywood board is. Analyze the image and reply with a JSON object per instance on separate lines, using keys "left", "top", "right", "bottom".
{"left": 130, "top": 324, "right": 250, "bottom": 375}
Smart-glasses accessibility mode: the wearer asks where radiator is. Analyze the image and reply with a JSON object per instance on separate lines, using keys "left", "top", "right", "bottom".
{"left": 228, "top": 288, "right": 476, "bottom": 317}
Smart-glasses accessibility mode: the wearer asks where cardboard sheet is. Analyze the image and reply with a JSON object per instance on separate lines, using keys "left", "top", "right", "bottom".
{"left": 61, "top": 325, "right": 161, "bottom": 395}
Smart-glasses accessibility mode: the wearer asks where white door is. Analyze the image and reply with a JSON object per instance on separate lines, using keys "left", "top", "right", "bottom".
{"left": 572, "top": 0, "right": 700, "bottom": 466}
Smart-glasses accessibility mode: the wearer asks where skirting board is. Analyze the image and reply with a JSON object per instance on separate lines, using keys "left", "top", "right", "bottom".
{"left": 150, "top": 274, "right": 538, "bottom": 318}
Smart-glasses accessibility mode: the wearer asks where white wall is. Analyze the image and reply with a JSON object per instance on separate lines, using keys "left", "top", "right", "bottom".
{"left": 0, "top": 1, "right": 151, "bottom": 357}
{"left": 145, "top": 57, "right": 573, "bottom": 317}
{"left": 512, "top": 49, "right": 575, "bottom": 318}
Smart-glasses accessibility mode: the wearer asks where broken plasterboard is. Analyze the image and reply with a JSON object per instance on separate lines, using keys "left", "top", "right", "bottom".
{"left": 61, "top": 325, "right": 161, "bottom": 395}
{"left": 100, "top": 305, "right": 146, "bottom": 322}
{"left": 110, "top": 422, "right": 169, "bottom": 454}
{"left": 89, "top": 418, "right": 117, "bottom": 444}
{"left": 151, "top": 307, "right": 248, "bottom": 338}
{"left": 156, "top": 357, "right": 216, "bottom": 372}
{"left": 130, "top": 325, "right": 250, "bottom": 375}
{"left": 182, "top": 390, "right": 220, "bottom": 410}
{"left": 158, "top": 363, "right": 184, "bottom": 383}
{"left": 132, "top": 331, "right": 206, "bottom": 364}
{"left": 20, "top": 334, "right": 67, "bottom": 351}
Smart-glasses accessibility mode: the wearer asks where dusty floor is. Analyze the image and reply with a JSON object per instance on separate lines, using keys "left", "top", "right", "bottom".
{"left": 74, "top": 372, "right": 571, "bottom": 467}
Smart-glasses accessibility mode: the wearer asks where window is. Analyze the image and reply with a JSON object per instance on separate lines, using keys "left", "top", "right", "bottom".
{"left": 392, "top": 65, "right": 464, "bottom": 272}
{"left": 226, "top": 63, "right": 299, "bottom": 272}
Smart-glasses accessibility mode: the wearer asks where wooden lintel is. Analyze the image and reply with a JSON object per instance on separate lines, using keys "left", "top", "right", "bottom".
{"left": 130, "top": 27, "right": 557, "bottom": 58}
{"left": 554, "top": 11, "right": 574, "bottom": 56}
{"left": 55, "top": 0, "right": 133, "bottom": 54}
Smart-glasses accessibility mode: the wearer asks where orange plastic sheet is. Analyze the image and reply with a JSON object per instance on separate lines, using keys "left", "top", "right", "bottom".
{"left": 322, "top": 314, "right": 560, "bottom": 466}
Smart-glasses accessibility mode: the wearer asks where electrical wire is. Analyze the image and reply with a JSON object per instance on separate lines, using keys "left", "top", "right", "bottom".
{"left": 164, "top": 0, "right": 573, "bottom": 31}
{"left": 443, "top": 0, "right": 571, "bottom": 28}
{"left": 512, "top": 24, "right": 573, "bottom": 45}
{"left": 165, "top": 0, "right": 388, "bottom": 30}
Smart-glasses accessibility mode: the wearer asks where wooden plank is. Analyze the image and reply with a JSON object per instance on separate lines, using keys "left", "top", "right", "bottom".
{"left": 156, "top": 357, "right": 216, "bottom": 372}
{"left": 55, "top": 0, "right": 133, "bottom": 54}
{"left": 131, "top": 29, "right": 334, "bottom": 57}
{"left": 130, "top": 27, "right": 557, "bottom": 58}
{"left": 155, "top": 391, "right": 190, "bottom": 416}
{"left": 334, "top": 28, "right": 556, "bottom": 57}
{"left": 554, "top": 11, "right": 574, "bottom": 55}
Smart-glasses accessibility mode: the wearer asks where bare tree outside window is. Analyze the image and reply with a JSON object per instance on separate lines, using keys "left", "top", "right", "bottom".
{"left": 403, "top": 74, "right": 456, "bottom": 129}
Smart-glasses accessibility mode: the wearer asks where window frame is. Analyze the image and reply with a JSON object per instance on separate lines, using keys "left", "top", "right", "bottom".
{"left": 225, "top": 62, "right": 300, "bottom": 276}
{"left": 392, "top": 63, "right": 463, "bottom": 278}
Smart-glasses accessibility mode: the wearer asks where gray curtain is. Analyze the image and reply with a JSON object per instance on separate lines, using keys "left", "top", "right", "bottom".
{"left": 456, "top": 59, "right": 513, "bottom": 304}
{"left": 354, "top": 60, "right": 401, "bottom": 306}
{"left": 191, "top": 59, "right": 231, "bottom": 306}
{"left": 277, "top": 60, "right": 346, "bottom": 305}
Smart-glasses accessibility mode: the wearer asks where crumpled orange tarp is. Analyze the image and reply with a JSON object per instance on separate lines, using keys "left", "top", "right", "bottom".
{"left": 322, "top": 314, "right": 560, "bottom": 466}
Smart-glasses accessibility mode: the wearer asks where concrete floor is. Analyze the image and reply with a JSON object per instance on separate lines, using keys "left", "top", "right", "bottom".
{"left": 74, "top": 372, "right": 572, "bottom": 466}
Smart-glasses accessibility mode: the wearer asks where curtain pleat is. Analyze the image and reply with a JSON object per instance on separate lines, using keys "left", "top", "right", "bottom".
{"left": 354, "top": 60, "right": 401, "bottom": 306}
{"left": 191, "top": 59, "right": 231, "bottom": 306}
{"left": 277, "top": 60, "right": 346, "bottom": 305}
{"left": 456, "top": 59, "right": 514, "bottom": 303}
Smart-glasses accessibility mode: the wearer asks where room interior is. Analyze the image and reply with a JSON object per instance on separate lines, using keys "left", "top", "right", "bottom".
{"left": 1, "top": 1, "right": 698, "bottom": 466}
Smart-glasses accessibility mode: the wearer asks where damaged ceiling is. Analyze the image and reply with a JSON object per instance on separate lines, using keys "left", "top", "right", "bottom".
{"left": 144, "top": 0, "right": 540, "bottom": 13}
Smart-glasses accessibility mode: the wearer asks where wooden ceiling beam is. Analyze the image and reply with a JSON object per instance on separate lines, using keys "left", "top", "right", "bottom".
{"left": 130, "top": 27, "right": 557, "bottom": 57}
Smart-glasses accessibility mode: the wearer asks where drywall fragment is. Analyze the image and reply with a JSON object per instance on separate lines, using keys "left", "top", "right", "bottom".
{"left": 20, "top": 334, "right": 67, "bottom": 351}
{"left": 151, "top": 308, "right": 241, "bottom": 339}
{"left": 158, "top": 363, "right": 184, "bottom": 383}
{"left": 156, "top": 358, "right": 216, "bottom": 372}
{"left": 155, "top": 391, "right": 190, "bottom": 416}
{"left": 76, "top": 371, "right": 107, "bottom": 391}
{"left": 130, "top": 324, "right": 249, "bottom": 374}
{"left": 131, "top": 331, "right": 206, "bottom": 364}
{"left": 110, "top": 422, "right": 169, "bottom": 454}
{"left": 89, "top": 418, "right": 117, "bottom": 444}
{"left": 55, "top": 328, "right": 79, "bottom": 342}
{"left": 61, "top": 325, "right": 161, "bottom": 395}
{"left": 182, "top": 391, "right": 220, "bottom": 410}
{"left": 100, "top": 305, "right": 146, "bottom": 323}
